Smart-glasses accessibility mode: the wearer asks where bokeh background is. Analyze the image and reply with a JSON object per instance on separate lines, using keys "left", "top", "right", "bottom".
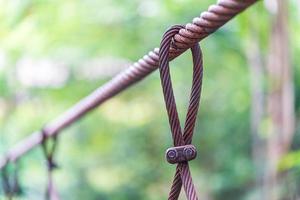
{"left": 0, "top": 0, "right": 300, "bottom": 199}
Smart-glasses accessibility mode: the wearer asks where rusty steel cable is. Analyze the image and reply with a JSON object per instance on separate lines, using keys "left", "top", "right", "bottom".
{"left": 159, "top": 25, "right": 203, "bottom": 200}
{"left": 0, "top": 0, "right": 258, "bottom": 170}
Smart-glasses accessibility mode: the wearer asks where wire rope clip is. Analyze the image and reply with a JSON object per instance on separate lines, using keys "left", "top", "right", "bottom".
{"left": 165, "top": 144, "right": 197, "bottom": 164}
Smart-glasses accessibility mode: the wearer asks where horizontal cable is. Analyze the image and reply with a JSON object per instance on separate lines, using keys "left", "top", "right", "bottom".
{"left": 0, "top": 0, "right": 258, "bottom": 169}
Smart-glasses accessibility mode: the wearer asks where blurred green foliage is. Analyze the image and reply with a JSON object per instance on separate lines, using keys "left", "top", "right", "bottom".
{"left": 0, "top": 0, "right": 300, "bottom": 199}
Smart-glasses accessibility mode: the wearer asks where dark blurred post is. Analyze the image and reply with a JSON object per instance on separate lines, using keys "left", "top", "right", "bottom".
{"left": 264, "top": 0, "right": 295, "bottom": 199}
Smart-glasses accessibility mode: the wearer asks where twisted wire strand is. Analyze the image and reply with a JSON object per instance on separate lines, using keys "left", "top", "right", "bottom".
{"left": 158, "top": 25, "right": 203, "bottom": 200}
{"left": 0, "top": 0, "right": 258, "bottom": 170}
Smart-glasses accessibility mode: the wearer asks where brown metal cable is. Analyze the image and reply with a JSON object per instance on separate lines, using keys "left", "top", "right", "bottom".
{"left": 159, "top": 25, "right": 203, "bottom": 200}
{"left": 0, "top": 0, "right": 258, "bottom": 170}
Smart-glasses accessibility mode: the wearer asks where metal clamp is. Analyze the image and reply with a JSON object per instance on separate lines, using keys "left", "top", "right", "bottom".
{"left": 165, "top": 145, "right": 197, "bottom": 164}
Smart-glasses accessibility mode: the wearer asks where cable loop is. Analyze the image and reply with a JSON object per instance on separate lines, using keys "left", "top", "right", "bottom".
{"left": 41, "top": 129, "right": 58, "bottom": 171}
{"left": 158, "top": 25, "right": 203, "bottom": 200}
{"left": 41, "top": 129, "right": 60, "bottom": 200}
{"left": 1, "top": 160, "right": 22, "bottom": 199}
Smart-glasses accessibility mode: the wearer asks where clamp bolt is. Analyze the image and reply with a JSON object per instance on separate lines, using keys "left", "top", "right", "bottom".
{"left": 165, "top": 145, "right": 197, "bottom": 164}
